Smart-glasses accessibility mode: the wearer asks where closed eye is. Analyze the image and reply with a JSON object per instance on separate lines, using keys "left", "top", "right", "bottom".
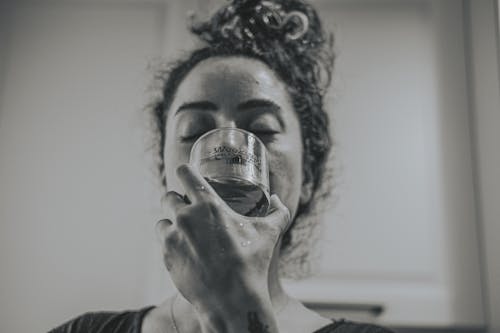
{"left": 252, "top": 129, "right": 280, "bottom": 135}
{"left": 248, "top": 117, "right": 282, "bottom": 137}
{"left": 180, "top": 132, "right": 205, "bottom": 142}
{"left": 176, "top": 113, "right": 215, "bottom": 143}
{"left": 249, "top": 129, "right": 280, "bottom": 143}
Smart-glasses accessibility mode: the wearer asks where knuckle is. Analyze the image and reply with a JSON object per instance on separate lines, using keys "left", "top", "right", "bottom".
{"left": 175, "top": 209, "right": 199, "bottom": 237}
{"left": 256, "top": 221, "right": 280, "bottom": 238}
{"left": 162, "top": 251, "right": 174, "bottom": 271}
{"left": 268, "top": 225, "right": 282, "bottom": 238}
{"left": 201, "top": 200, "right": 218, "bottom": 213}
{"left": 175, "top": 210, "right": 192, "bottom": 226}
{"left": 193, "top": 201, "right": 218, "bottom": 217}
{"left": 164, "top": 230, "right": 180, "bottom": 248}
{"left": 174, "top": 201, "right": 220, "bottom": 236}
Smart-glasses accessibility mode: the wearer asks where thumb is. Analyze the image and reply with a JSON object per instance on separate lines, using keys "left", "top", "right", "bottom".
{"left": 265, "top": 194, "right": 291, "bottom": 233}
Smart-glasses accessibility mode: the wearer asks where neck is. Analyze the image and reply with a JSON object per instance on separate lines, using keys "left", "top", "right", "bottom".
{"left": 267, "top": 242, "right": 290, "bottom": 313}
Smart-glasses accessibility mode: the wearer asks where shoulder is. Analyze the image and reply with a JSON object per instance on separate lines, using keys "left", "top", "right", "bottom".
{"left": 315, "top": 319, "right": 395, "bottom": 333}
{"left": 48, "top": 306, "right": 155, "bottom": 333}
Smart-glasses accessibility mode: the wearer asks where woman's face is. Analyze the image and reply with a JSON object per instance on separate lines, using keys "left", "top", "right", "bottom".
{"left": 164, "top": 56, "right": 311, "bottom": 220}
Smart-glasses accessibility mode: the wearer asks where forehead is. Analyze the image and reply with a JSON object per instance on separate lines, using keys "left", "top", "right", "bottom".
{"left": 172, "top": 56, "right": 291, "bottom": 107}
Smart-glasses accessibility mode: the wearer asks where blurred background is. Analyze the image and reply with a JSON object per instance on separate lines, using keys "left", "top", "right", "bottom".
{"left": 0, "top": 0, "right": 499, "bottom": 332}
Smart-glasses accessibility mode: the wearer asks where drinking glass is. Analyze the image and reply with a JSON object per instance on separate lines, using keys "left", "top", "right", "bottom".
{"left": 189, "top": 128, "right": 270, "bottom": 217}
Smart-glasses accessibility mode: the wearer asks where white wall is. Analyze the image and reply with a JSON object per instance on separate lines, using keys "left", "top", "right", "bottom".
{"left": 0, "top": 2, "right": 166, "bottom": 332}
{"left": 281, "top": 0, "right": 484, "bottom": 328}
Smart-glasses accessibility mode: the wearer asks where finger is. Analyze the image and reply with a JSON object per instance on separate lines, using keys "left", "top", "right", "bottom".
{"left": 264, "top": 194, "right": 291, "bottom": 233}
{"left": 155, "top": 218, "right": 173, "bottom": 241}
{"left": 161, "top": 231, "right": 183, "bottom": 272}
{"left": 164, "top": 191, "right": 188, "bottom": 216}
{"left": 156, "top": 218, "right": 183, "bottom": 254}
{"left": 176, "top": 164, "right": 220, "bottom": 204}
{"left": 175, "top": 202, "right": 219, "bottom": 242}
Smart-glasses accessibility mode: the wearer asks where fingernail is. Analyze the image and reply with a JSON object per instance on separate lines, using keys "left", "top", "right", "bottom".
{"left": 156, "top": 218, "right": 172, "bottom": 231}
{"left": 176, "top": 164, "right": 190, "bottom": 176}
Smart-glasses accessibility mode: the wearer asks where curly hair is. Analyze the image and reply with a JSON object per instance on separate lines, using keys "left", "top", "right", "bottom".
{"left": 149, "top": 0, "right": 334, "bottom": 278}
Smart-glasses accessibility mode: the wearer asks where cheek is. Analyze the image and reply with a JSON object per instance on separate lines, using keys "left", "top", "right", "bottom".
{"left": 163, "top": 132, "right": 192, "bottom": 193}
{"left": 268, "top": 151, "right": 292, "bottom": 180}
{"left": 267, "top": 144, "right": 303, "bottom": 218}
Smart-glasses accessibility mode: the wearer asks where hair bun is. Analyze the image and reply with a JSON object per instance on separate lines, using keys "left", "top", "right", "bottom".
{"left": 190, "top": 0, "right": 325, "bottom": 55}
{"left": 281, "top": 10, "right": 309, "bottom": 41}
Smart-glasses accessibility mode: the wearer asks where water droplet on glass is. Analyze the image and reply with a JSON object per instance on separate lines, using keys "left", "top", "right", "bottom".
{"left": 240, "top": 240, "right": 252, "bottom": 247}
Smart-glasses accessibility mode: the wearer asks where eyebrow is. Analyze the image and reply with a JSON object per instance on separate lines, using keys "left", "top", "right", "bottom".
{"left": 175, "top": 99, "right": 285, "bottom": 127}
{"left": 175, "top": 101, "right": 218, "bottom": 114}
{"left": 237, "top": 99, "right": 282, "bottom": 111}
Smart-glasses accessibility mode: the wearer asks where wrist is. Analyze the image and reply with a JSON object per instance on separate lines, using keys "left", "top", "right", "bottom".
{"left": 195, "top": 297, "right": 278, "bottom": 333}
{"left": 193, "top": 272, "right": 269, "bottom": 311}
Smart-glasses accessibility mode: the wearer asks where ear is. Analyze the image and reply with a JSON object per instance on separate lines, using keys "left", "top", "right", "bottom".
{"left": 299, "top": 178, "right": 314, "bottom": 206}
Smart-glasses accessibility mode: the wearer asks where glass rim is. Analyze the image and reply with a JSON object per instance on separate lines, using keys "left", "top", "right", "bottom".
{"left": 191, "top": 127, "right": 267, "bottom": 151}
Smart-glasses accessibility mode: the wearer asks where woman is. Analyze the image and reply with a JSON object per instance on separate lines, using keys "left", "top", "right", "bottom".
{"left": 51, "top": 0, "right": 393, "bottom": 332}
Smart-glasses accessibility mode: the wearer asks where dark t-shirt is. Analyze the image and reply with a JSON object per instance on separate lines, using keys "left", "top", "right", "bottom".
{"left": 49, "top": 306, "right": 395, "bottom": 333}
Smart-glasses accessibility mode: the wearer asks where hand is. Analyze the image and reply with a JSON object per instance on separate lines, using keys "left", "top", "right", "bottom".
{"left": 156, "top": 164, "right": 290, "bottom": 331}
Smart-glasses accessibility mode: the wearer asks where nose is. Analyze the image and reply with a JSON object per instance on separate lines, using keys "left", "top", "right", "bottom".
{"left": 214, "top": 114, "right": 237, "bottom": 129}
